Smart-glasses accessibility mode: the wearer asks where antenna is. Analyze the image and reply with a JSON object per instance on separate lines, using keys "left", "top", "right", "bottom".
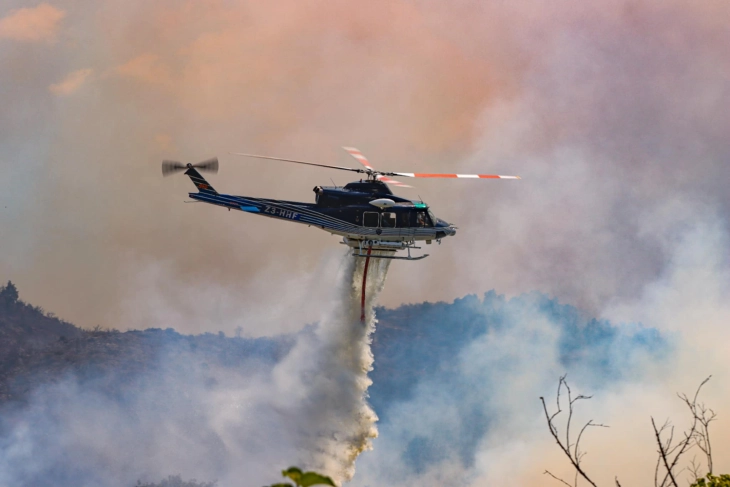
{"left": 330, "top": 178, "right": 338, "bottom": 188}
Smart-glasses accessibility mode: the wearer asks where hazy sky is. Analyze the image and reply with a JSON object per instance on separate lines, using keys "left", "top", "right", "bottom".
{"left": 1, "top": 0, "right": 729, "bottom": 337}
{"left": 2, "top": 1, "right": 730, "bottom": 485}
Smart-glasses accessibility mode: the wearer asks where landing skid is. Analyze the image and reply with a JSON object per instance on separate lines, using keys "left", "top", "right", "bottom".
{"left": 346, "top": 238, "right": 429, "bottom": 261}
{"left": 352, "top": 252, "right": 429, "bottom": 261}
{"left": 342, "top": 237, "right": 430, "bottom": 261}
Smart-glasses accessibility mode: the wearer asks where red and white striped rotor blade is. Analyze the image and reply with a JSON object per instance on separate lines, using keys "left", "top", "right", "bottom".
{"left": 343, "top": 146, "right": 376, "bottom": 171}
{"left": 377, "top": 175, "right": 412, "bottom": 188}
{"left": 392, "top": 172, "right": 521, "bottom": 180}
{"left": 342, "top": 146, "right": 518, "bottom": 181}
{"left": 344, "top": 146, "right": 412, "bottom": 186}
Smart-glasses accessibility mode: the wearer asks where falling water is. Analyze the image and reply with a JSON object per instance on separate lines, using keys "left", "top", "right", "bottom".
{"left": 274, "top": 250, "right": 393, "bottom": 483}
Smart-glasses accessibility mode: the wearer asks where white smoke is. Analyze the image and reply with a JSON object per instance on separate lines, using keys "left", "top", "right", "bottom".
{"left": 274, "top": 250, "right": 391, "bottom": 482}
{"left": 0, "top": 249, "right": 392, "bottom": 487}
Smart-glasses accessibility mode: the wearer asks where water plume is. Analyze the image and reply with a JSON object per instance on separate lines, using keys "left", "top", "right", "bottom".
{"left": 275, "top": 250, "right": 392, "bottom": 483}
{"left": 0, "top": 249, "right": 395, "bottom": 487}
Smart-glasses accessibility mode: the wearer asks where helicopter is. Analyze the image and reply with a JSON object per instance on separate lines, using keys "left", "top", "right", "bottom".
{"left": 162, "top": 147, "right": 520, "bottom": 261}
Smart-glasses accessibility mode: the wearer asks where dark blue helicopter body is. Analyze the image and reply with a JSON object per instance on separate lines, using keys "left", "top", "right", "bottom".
{"left": 184, "top": 166, "right": 454, "bottom": 259}
{"left": 163, "top": 148, "right": 518, "bottom": 260}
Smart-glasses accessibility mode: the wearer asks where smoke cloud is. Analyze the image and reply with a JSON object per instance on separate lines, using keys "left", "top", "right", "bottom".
{"left": 352, "top": 213, "right": 730, "bottom": 487}
{"left": 0, "top": 3, "right": 65, "bottom": 42}
{"left": 0, "top": 250, "right": 391, "bottom": 486}
{"left": 2, "top": 0, "right": 729, "bottom": 337}
{"left": 2, "top": 0, "right": 730, "bottom": 485}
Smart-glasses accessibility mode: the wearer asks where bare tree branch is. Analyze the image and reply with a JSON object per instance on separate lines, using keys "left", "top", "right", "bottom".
{"left": 681, "top": 376, "right": 716, "bottom": 475}
{"left": 544, "top": 469, "right": 574, "bottom": 487}
{"left": 653, "top": 416, "right": 680, "bottom": 487}
{"left": 695, "top": 404, "right": 716, "bottom": 474}
{"left": 652, "top": 376, "right": 714, "bottom": 487}
{"left": 541, "top": 376, "right": 603, "bottom": 487}
{"left": 689, "top": 457, "right": 703, "bottom": 482}
{"left": 541, "top": 376, "right": 716, "bottom": 487}
{"left": 576, "top": 419, "right": 609, "bottom": 464}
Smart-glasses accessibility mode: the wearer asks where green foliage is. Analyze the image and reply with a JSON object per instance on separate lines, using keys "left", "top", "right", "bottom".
{"left": 265, "top": 467, "right": 336, "bottom": 487}
{"left": 691, "top": 474, "right": 730, "bottom": 487}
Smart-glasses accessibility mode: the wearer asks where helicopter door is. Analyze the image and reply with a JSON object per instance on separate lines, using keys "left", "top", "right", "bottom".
{"left": 363, "top": 212, "right": 379, "bottom": 227}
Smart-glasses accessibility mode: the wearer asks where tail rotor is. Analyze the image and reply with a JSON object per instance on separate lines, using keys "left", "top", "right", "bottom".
{"left": 162, "top": 157, "right": 219, "bottom": 177}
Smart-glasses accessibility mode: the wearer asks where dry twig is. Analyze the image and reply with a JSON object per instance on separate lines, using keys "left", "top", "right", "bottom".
{"left": 652, "top": 376, "right": 714, "bottom": 487}
{"left": 540, "top": 375, "right": 608, "bottom": 487}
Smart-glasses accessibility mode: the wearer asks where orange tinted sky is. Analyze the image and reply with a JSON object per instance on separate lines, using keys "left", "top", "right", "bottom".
{"left": 2, "top": 0, "right": 730, "bottom": 484}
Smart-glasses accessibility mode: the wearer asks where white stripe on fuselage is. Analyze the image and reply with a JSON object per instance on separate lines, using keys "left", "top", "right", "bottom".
{"left": 191, "top": 192, "right": 444, "bottom": 241}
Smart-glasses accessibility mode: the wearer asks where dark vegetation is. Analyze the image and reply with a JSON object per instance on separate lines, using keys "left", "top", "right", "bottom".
{"left": 0, "top": 283, "right": 665, "bottom": 415}
{"left": 265, "top": 467, "right": 335, "bottom": 487}
{"left": 0, "top": 280, "right": 84, "bottom": 402}
{"left": 0, "top": 280, "right": 669, "bottom": 485}
{"left": 0, "top": 281, "right": 292, "bottom": 405}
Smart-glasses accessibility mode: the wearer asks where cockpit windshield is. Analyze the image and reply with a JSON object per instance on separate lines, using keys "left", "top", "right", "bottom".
{"left": 414, "top": 210, "right": 433, "bottom": 227}
{"left": 427, "top": 209, "right": 437, "bottom": 225}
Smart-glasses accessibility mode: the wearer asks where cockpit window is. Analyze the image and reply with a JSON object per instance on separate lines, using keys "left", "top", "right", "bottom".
{"left": 415, "top": 210, "right": 433, "bottom": 228}
{"left": 427, "top": 209, "right": 437, "bottom": 225}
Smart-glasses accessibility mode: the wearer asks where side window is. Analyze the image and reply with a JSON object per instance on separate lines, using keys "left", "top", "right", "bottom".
{"left": 363, "top": 212, "right": 379, "bottom": 227}
{"left": 401, "top": 212, "right": 410, "bottom": 228}
{"left": 415, "top": 210, "right": 432, "bottom": 227}
{"left": 381, "top": 212, "right": 396, "bottom": 228}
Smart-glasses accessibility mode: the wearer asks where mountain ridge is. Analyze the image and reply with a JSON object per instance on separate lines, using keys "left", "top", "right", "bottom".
{"left": 0, "top": 281, "right": 666, "bottom": 416}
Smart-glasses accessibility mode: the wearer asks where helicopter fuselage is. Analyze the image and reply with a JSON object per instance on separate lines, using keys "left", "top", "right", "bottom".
{"left": 185, "top": 168, "right": 456, "bottom": 254}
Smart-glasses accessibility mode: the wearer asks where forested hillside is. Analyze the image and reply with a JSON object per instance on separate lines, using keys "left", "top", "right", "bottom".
{"left": 0, "top": 281, "right": 291, "bottom": 405}
{"left": 0, "top": 281, "right": 665, "bottom": 421}
{"left": 0, "top": 280, "right": 669, "bottom": 486}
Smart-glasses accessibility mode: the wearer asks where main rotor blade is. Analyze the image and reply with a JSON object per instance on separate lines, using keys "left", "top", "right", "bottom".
{"left": 230, "top": 152, "right": 366, "bottom": 174}
{"left": 342, "top": 147, "right": 518, "bottom": 181}
{"left": 391, "top": 172, "right": 521, "bottom": 180}
{"left": 343, "top": 147, "right": 413, "bottom": 188}
{"left": 231, "top": 150, "right": 519, "bottom": 180}
{"left": 377, "top": 175, "right": 412, "bottom": 188}
{"left": 342, "top": 147, "right": 376, "bottom": 171}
